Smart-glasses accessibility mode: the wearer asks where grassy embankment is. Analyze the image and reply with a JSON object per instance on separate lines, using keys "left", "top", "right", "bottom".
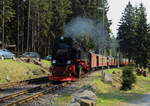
{"left": 53, "top": 67, "right": 150, "bottom": 106}
{"left": 95, "top": 68, "right": 150, "bottom": 106}
{"left": 0, "top": 59, "right": 51, "bottom": 84}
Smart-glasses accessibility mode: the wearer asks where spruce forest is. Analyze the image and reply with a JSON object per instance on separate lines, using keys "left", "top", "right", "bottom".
{"left": 0, "top": 0, "right": 110, "bottom": 57}
{"left": 1, "top": 0, "right": 150, "bottom": 68}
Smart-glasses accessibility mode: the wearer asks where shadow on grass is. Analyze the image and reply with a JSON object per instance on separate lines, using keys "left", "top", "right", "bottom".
{"left": 97, "top": 92, "right": 142, "bottom": 102}
{"left": 127, "top": 93, "right": 150, "bottom": 105}
{"left": 96, "top": 91, "right": 150, "bottom": 106}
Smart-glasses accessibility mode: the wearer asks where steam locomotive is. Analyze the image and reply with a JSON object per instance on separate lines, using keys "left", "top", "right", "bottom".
{"left": 48, "top": 36, "right": 128, "bottom": 81}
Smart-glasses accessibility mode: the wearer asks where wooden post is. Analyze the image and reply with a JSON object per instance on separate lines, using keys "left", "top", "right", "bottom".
{"left": 78, "top": 99, "right": 96, "bottom": 106}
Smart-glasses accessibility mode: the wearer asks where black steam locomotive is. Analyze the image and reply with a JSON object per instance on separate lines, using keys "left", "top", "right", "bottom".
{"left": 48, "top": 36, "right": 129, "bottom": 81}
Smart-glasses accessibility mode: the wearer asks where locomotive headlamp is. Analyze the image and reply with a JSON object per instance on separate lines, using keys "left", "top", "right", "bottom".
{"left": 60, "top": 36, "right": 64, "bottom": 40}
{"left": 67, "top": 60, "right": 71, "bottom": 64}
{"left": 52, "top": 60, "right": 56, "bottom": 64}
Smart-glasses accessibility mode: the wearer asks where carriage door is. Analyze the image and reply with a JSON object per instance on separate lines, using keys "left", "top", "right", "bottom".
{"left": 96, "top": 56, "right": 99, "bottom": 67}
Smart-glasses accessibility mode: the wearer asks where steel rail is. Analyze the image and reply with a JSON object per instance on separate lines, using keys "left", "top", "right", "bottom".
{"left": 0, "top": 82, "right": 28, "bottom": 90}
{"left": 0, "top": 77, "right": 47, "bottom": 90}
{"left": 5, "top": 83, "right": 69, "bottom": 106}
{"left": 0, "top": 83, "right": 52, "bottom": 104}
{"left": 2, "top": 71, "right": 94, "bottom": 106}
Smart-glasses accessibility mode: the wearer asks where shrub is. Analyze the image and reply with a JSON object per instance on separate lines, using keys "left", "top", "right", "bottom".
{"left": 121, "top": 66, "right": 137, "bottom": 91}
{"left": 146, "top": 60, "right": 150, "bottom": 72}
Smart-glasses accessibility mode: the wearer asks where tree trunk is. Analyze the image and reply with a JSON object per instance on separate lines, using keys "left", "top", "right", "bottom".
{"left": 31, "top": 21, "right": 34, "bottom": 51}
{"left": 128, "top": 56, "right": 131, "bottom": 63}
{"left": 27, "top": 0, "right": 31, "bottom": 51}
{"left": 17, "top": 0, "right": 20, "bottom": 56}
{"left": 2, "top": 0, "right": 5, "bottom": 48}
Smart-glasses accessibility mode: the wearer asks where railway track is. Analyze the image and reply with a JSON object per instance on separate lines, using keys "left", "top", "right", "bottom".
{"left": 0, "top": 75, "right": 86, "bottom": 106}
{"left": 0, "top": 82, "right": 71, "bottom": 106}
{"left": 0, "top": 76, "right": 48, "bottom": 90}
{"left": 0, "top": 82, "right": 55, "bottom": 105}
{"left": 0, "top": 71, "right": 96, "bottom": 106}
{"left": 0, "top": 81, "right": 28, "bottom": 90}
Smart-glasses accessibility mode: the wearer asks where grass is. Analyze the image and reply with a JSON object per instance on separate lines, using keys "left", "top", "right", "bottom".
{"left": 52, "top": 67, "right": 150, "bottom": 106}
{"left": 96, "top": 92, "right": 141, "bottom": 106}
{"left": 95, "top": 68, "right": 150, "bottom": 106}
{"left": 52, "top": 68, "right": 123, "bottom": 105}
{"left": 127, "top": 75, "right": 150, "bottom": 94}
{"left": 0, "top": 59, "right": 50, "bottom": 84}
{"left": 41, "top": 60, "right": 51, "bottom": 67}
{"left": 89, "top": 69, "right": 124, "bottom": 105}
{"left": 103, "top": 68, "right": 123, "bottom": 74}
{"left": 53, "top": 95, "right": 72, "bottom": 106}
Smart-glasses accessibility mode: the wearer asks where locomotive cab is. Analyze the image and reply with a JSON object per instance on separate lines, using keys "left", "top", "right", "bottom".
{"left": 49, "top": 36, "right": 90, "bottom": 81}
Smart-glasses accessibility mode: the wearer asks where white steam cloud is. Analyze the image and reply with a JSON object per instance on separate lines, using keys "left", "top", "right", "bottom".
{"left": 64, "top": 16, "right": 110, "bottom": 53}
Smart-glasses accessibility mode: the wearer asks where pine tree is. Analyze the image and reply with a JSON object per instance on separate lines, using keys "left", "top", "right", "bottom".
{"left": 51, "top": 0, "right": 72, "bottom": 36}
{"left": 0, "top": 0, "right": 14, "bottom": 48}
{"left": 121, "top": 66, "right": 136, "bottom": 90}
{"left": 117, "top": 2, "right": 135, "bottom": 61}
{"left": 0, "top": 0, "right": 111, "bottom": 56}
{"left": 134, "top": 3, "right": 149, "bottom": 68}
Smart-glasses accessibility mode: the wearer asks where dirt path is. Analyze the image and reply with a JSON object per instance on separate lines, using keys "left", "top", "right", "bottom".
{"left": 122, "top": 92, "right": 150, "bottom": 106}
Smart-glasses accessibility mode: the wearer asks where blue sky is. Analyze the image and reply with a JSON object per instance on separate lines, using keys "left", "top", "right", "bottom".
{"left": 107, "top": 0, "right": 150, "bottom": 36}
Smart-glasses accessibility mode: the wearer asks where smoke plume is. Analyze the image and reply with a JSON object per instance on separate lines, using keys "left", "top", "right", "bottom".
{"left": 64, "top": 16, "right": 110, "bottom": 53}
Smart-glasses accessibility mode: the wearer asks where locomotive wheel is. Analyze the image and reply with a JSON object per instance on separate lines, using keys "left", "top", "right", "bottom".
{"left": 77, "top": 65, "right": 82, "bottom": 78}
